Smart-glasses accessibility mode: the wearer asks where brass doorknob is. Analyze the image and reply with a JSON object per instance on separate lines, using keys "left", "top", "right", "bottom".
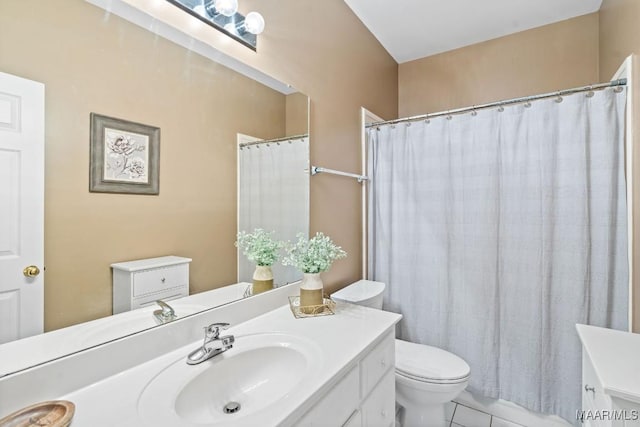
{"left": 23, "top": 265, "right": 40, "bottom": 277}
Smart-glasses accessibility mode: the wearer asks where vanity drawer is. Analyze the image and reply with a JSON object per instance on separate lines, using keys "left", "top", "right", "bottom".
{"left": 132, "top": 264, "right": 188, "bottom": 297}
{"left": 360, "top": 331, "right": 394, "bottom": 398}
{"left": 295, "top": 365, "right": 360, "bottom": 426}
{"left": 361, "top": 369, "right": 395, "bottom": 427}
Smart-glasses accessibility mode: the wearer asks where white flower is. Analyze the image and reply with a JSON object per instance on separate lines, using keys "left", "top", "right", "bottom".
{"left": 236, "top": 229, "right": 283, "bottom": 267}
{"left": 282, "top": 232, "right": 347, "bottom": 274}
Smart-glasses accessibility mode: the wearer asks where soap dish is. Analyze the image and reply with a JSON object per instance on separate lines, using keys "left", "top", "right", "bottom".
{"left": 288, "top": 295, "right": 336, "bottom": 318}
{"left": 0, "top": 400, "right": 75, "bottom": 427}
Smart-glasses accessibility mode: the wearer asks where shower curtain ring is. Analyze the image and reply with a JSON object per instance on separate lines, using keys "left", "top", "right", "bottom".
{"left": 614, "top": 86, "right": 624, "bottom": 93}
{"left": 586, "top": 86, "right": 595, "bottom": 98}
{"left": 554, "top": 92, "right": 563, "bottom": 103}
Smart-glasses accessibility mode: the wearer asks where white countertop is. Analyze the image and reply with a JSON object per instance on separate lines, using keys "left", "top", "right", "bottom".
{"left": 61, "top": 303, "right": 401, "bottom": 426}
{"left": 576, "top": 324, "right": 640, "bottom": 404}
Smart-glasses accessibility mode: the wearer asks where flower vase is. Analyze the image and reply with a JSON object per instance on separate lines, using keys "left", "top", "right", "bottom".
{"left": 300, "top": 273, "right": 323, "bottom": 313}
{"left": 252, "top": 265, "right": 274, "bottom": 294}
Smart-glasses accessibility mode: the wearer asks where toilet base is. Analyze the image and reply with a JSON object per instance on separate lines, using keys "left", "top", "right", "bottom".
{"left": 398, "top": 404, "right": 448, "bottom": 427}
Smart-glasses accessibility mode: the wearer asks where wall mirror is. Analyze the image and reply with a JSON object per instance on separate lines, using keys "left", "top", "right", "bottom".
{"left": 0, "top": 0, "right": 309, "bottom": 377}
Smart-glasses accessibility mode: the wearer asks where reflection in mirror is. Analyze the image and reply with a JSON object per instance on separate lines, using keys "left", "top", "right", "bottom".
{"left": 0, "top": 0, "right": 308, "bottom": 377}
{"left": 237, "top": 131, "right": 310, "bottom": 287}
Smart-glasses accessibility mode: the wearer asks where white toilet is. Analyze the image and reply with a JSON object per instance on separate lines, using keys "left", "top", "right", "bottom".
{"left": 332, "top": 280, "right": 471, "bottom": 427}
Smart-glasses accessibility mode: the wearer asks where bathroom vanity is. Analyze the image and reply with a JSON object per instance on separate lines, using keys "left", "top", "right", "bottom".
{"left": 0, "top": 285, "right": 401, "bottom": 427}
{"left": 577, "top": 324, "right": 640, "bottom": 426}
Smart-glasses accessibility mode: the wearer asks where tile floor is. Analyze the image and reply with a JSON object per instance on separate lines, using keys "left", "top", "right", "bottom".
{"left": 446, "top": 401, "right": 524, "bottom": 427}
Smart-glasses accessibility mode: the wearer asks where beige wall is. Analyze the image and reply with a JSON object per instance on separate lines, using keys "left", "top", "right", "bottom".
{"left": 398, "top": 13, "right": 600, "bottom": 117}
{"left": 600, "top": 0, "right": 640, "bottom": 331}
{"left": 0, "top": 0, "right": 398, "bottom": 329}
{"left": 286, "top": 93, "right": 309, "bottom": 136}
{"left": 0, "top": 0, "right": 290, "bottom": 330}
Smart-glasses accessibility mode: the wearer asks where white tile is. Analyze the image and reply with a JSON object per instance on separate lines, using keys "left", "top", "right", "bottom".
{"left": 491, "top": 417, "right": 524, "bottom": 427}
{"left": 452, "top": 404, "right": 492, "bottom": 427}
{"left": 445, "top": 402, "right": 457, "bottom": 421}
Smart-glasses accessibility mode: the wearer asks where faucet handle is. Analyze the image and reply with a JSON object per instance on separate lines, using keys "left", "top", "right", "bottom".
{"left": 204, "top": 322, "right": 230, "bottom": 339}
{"left": 153, "top": 300, "right": 176, "bottom": 323}
{"left": 156, "top": 300, "right": 175, "bottom": 315}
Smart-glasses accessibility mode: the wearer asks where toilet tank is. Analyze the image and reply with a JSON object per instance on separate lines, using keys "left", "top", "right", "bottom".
{"left": 331, "top": 280, "right": 385, "bottom": 309}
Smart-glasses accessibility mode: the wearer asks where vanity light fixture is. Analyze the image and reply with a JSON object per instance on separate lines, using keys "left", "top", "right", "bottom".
{"left": 209, "top": 0, "right": 238, "bottom": 17}
{"left": 167, "top": 0, "right": 265, "bottom": 50}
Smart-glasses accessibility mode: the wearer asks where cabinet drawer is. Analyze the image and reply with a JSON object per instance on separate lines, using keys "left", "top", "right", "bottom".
{"left": 360, "top": 332, "right": 394, "bottom": 398}
{"left": 295, "top": 366, "right": 360, "bottom": 426}
{"left": 361, "top": 369, "right": 395, "bottom": 427}
{"left": 132, "top": 264, "right": 188, "bottom": 297}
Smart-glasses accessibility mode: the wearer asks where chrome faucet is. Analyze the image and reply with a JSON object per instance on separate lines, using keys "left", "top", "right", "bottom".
{"left": 186, "top": 322, "right": 235, "bottom": 365}
{"left": 153, "top": 300, "right": 176, "bottom": 324}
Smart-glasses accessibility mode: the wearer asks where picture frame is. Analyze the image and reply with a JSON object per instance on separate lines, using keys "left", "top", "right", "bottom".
{"left": 89, "top": 113, "right": 160, "bottom": 195}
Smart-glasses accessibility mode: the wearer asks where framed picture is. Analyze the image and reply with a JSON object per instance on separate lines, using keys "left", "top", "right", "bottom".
{"left": 89, "top": 113, "right": 160, "bottom": 195}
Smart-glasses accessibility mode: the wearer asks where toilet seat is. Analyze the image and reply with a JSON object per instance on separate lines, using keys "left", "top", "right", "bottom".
{"left": 395, "top": 339, "right": 470, "bottom": 385}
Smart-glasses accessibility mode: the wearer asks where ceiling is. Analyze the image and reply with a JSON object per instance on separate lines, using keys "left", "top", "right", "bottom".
{"left": 344, "top": 0, "right": 603, "bottom": 64}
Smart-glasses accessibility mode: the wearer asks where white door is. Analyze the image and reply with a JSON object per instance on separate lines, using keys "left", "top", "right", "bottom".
{"left": 0, "top": 71, "right": 44, "bottom": 344}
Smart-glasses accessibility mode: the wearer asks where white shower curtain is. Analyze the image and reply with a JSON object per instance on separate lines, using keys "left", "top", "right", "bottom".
{"left": 368, "top": 89, "right": 628, "bottom": 423}
{"left": 238, "top": 136, "right": 309, "bottom": 286}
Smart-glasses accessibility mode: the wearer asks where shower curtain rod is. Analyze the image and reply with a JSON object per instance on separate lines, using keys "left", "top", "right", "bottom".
{"left": 367, "top": 78, "right": 628, "bottom": 129}
{"left": 311, "top": 166, "right": 369, "bottom": 182}
{"left": 239, "top": 133, "right": 308, "bottom": 148}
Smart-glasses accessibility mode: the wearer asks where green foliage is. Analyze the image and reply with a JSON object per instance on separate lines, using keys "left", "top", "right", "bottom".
{"left": 282, "top": 232, "right": 347, "bottom": 274}
{"left": 236, "top": 229, "right": 283, "bottom": 267}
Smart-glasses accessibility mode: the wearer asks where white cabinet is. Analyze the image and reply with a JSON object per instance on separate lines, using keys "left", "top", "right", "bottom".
{"left": 111, "top": 256, "right": 191, "bottom": 314}
{"left": 577, "top": 325, "right": 640, "bottom": 427}
{"left": 582, "top": 352, "right": 640, "bottom": 427}
{"left": 362, "top": 370, "right": 395, "bottom": 427}
{"left": 295, "top": 331, "right": 395, "bottom": 427}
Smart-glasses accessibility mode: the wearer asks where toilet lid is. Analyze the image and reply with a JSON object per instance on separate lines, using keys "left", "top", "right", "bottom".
{"left": 331, "top": 280, "right": 385, "bottom": 303}
{"left": 395, "top": 339, "right": 470, "bottom": 383}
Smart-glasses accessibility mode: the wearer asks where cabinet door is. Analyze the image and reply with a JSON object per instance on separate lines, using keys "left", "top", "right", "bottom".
{"left": 295, "top": 366, "right": 360, "bottom": 426}
{"left": 361, "top": 370, "right": 395, "bottom": 427}
{"left": 582, "top": 353, "right": 613, "bottom": 427}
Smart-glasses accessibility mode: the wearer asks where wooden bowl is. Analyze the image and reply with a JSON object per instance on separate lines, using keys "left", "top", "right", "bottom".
{"left": 0, "top": 400, "right": 75, "bottom": 427}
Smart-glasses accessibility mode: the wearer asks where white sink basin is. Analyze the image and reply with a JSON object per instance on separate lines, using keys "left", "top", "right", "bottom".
{"left": 137, "top": 332, "right": 322, "bottom": 426}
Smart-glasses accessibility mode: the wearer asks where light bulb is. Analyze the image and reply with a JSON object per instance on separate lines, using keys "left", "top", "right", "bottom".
{"left": 244, "top": 11, "right": 265, "bottom": 35}
{"left": 213, "top": 0, "right": 238, "bottom": 17}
